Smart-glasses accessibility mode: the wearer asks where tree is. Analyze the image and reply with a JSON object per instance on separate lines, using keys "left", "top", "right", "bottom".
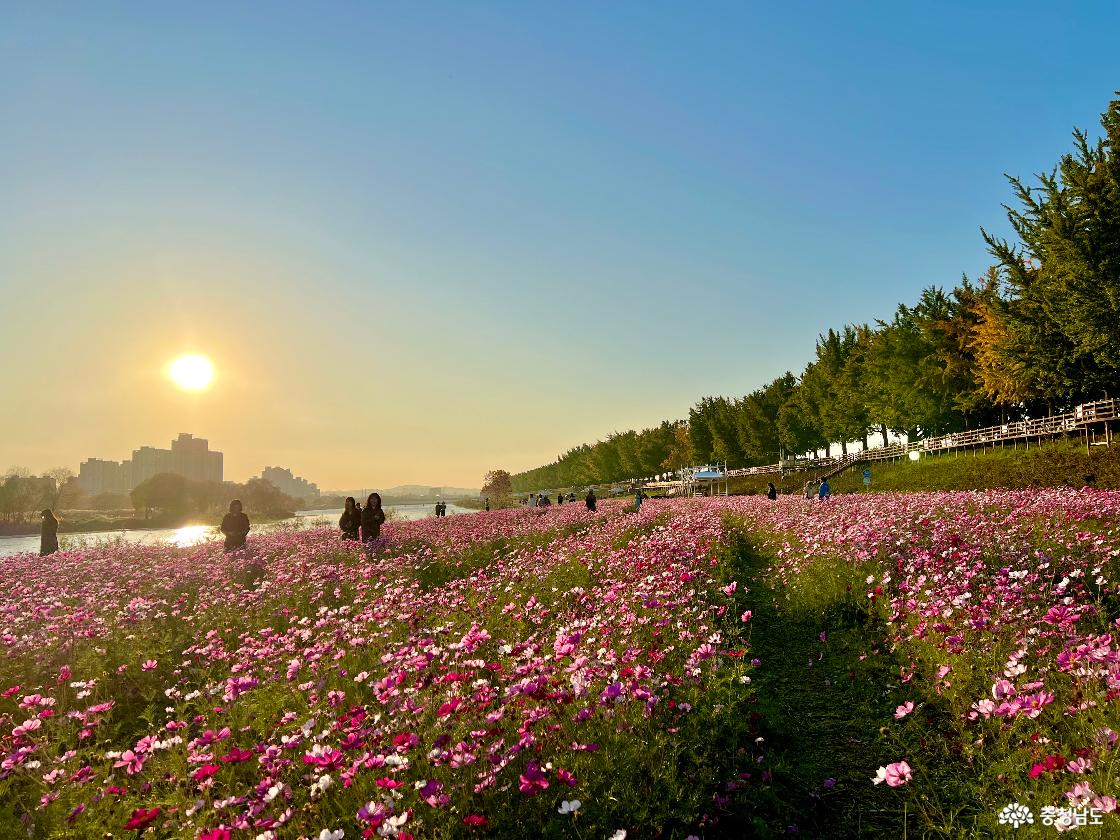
{"left": 482, "top": 469, "right": 514, "bottom": 504}
{"left": 44, "top": 467, "right": 80, "bottom": 511}
{"left": 131, "top": 473, "right": 190, "bottom": 517}
{"left": 983, "top": 92, "right": 1120, "bottom": 405}
{"left": 662, "top": 421, "right": 694, "bottom": 470}
{"left": 241, "top": 478, "right": 296, "bottom": 515}
{"left": 736, "top": 374, "right": 797, "bottom": 464}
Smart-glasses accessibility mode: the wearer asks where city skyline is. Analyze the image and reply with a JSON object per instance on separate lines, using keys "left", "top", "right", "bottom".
{"left": 3, "top": 4, "right": 1119, "bottom": 488}
{"left": 77, "top": 433, "right": 223, "bottom": 495}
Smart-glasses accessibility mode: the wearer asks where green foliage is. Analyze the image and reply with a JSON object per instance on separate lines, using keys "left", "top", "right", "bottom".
{"left": 829, "top": 438, "right": 1120, "bottom": 495}
{"left": 983, "top": 93, "right": 1120, "bottom": 407}
{"left": 129, "top": 473, "right": 298, "bottom": 518}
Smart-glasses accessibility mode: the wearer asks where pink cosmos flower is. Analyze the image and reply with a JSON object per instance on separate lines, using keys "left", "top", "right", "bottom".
{"left": 141, "top": 659, "right": 158, "bottom": 671}
{"left": 123, "top": 807, "right": 160, "bottom": 830}
{"left": 113, "top": 750, "right": 145, "bottom": 775}
{"left": 741, "top": 611, "right": 753, "bottom": 622}
{"left": 518, "top": 761, "right": 549, "bottom": 795}
{"left": 894, "top": 701, "right": 914, "bottom": 720}
{"left": 871, "top": 761, "right": 912, "bottom": 787}
{"left": 193, "top": 764, "right": 220, "bottom": 781}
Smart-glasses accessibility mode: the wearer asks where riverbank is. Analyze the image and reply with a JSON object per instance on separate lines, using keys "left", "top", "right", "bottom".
{"left": 0, "top": 510, "right": 296, "bottom": 538}
{"left": 0, "top": 503, "right": 473, "bottom": 559}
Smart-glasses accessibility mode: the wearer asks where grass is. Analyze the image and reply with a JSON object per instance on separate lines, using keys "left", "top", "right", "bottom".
{"left": 829, "top": 438, "right": 1120, "bottom": 495}
{"left": 715, "top": 525, "right": 912, "bottom": 837}
{"left": 720, "top": 437, "right": 1120, "bottom": 498}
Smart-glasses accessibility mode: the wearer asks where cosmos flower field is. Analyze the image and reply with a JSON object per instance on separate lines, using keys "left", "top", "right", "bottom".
{"left": 3, "top": 489, "right": 1120, "bottom": 837}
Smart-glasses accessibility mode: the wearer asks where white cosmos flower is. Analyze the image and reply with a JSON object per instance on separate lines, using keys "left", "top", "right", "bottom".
{"left": 558, "top": 800, "right": 582, "bottom": 814}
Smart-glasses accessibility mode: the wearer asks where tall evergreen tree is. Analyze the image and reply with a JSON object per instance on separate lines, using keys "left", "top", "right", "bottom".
{"left": 983, "top": 93, "right": 1120, "bottom": 404}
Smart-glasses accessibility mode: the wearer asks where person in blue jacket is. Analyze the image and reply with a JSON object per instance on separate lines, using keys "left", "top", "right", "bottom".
{"left": 818, "top": 479, "right": 831, "bottom": 500}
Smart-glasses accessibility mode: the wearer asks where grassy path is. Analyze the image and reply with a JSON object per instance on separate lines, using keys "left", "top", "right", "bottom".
{"left": 727, "top": 533, "right": 912, "bottom": 838}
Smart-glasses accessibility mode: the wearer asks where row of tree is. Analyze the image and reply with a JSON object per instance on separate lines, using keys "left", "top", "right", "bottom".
{"left": 129, "top": 473, "right": 299, "bottom": 518}
{"left": 0, "top": 468, "right": 78, "bottom": 522}
{"left": 512, "top": 93, "right": 1120, "bottom": 491}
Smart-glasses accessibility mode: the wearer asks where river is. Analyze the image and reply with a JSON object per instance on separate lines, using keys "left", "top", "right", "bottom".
{"left": 0, "top": 503, "right": 474, "bottom": 559}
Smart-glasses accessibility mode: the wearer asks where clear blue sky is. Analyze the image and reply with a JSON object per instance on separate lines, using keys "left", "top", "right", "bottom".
{"left": 2, "top": 2, "right": 1118, "bottom": 487}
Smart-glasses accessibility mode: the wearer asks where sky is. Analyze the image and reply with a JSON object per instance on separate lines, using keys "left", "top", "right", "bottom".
{"left": 2, "top": 2, "right": 1119, "bottom": 489}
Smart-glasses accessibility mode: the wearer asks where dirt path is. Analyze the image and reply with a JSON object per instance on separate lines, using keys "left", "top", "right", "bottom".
{"left": 727, "top": 535, "right": 911, "bottom": 838}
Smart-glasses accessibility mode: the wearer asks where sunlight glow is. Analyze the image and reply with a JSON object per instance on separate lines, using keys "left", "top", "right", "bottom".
{"left": 168, "top": 354, "right": 214, "bottom": 391}
{"left": 170, "top": 524, "right": 213, "bottom": 548}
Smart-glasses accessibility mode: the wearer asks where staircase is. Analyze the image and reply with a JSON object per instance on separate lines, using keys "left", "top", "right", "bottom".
{"left": 815, "top": 451, "right": 865, "bottom": 483}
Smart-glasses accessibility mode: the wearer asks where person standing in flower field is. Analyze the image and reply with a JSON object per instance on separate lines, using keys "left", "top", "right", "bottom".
{"left": 220, "top": 499, "right": 250, "bottom": 552}
{"left": 361, "top": 492, "right": 386, "bottom": 544}
{"left": 339, "top": 497, "right": 361, "bottom": 540}
{"left": 634, "top": 489, "right": 643, "bottom": 510}
{"left": 818, "top": 478, "right": 831, "bottom": 500}
{"left": 40, "top": 508, "right": 59, "bottom": 556}
{"left": 767, "top": 482, "right": 777, "bottom": 500}
{"left": 586, "top": 488, "right": 597, "bottom": 511}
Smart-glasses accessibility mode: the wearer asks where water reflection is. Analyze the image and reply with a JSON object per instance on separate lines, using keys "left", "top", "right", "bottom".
{"left": 0, "top": 503, "right": 473, "bottom": 559}
{"left": 170, "top": 524, "right": 214, "bottom": 548}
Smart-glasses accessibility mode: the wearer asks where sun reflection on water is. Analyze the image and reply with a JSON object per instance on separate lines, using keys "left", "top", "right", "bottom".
{"left": 171, "top": 524, "right": 213, "bottom": 548}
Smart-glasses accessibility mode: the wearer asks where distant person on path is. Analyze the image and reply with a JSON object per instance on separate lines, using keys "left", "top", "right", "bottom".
{"left": 339, "top": 497, "right": 361, "bottom": 540}
{"left": 634, "top": 489, "right": 643, "bottom": 510}
{"left": 767, "top": 482, "right": 777, "bottom": 500}
{"left": 40, "top": 509, "right": 59, "bottom": 556}
{"left": 557, "top": 493, "right": 564, "bottom": 506}
{"left": 568, "top": 492, "right": 575, "bottom": 502}
{"left": 485, "top": 497, "right": 490, "bottom": 511}
{"left": 362, "top": 492, "right": 386, "bottom": 543}
{"left": 586, "top": 489, "right": 597, "bottom": 512}
{"left": 818, "top": 479, "right": 831, "bottom": 500}
{"left": 220, "top": 500, "right": 250, "bottom": 552}
{"left": 539, "top": 494, "right": 551, "bottom": 507}
{"left": 435, "top": 501, "right": 442, "bottom": 517}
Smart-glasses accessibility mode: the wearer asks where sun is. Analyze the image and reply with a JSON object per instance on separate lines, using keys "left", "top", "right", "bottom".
{"left": 168, "top": 354, "right": 214, "bottom": 391}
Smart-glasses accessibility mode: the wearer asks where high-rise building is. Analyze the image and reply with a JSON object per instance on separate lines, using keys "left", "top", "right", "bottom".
{"left": 171, "top": 434, "right": 222, "bottom": 483}
{"left": 261, "top": 466, "right": 320, "bottom": 502}
{"left": 78, "top": 434, "right": 224, "bottom": 493}
{"left": 77, "top": 458, "right": 130, "bottom": 495}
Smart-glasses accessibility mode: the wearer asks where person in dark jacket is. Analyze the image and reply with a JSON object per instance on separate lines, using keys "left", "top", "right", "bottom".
{"left": 484, "top": 497, "right": 490, "bottom": 511}
{"left": 220, "top": 499, "right": 250, "bottom": 552}
{"left": 585, "top": 489, "right": 597, "bottom": 512}
{"left": 362, "top": 493, "right": 386, "bottom": 543}
{"left": 339, "top": 497, "right": 361, "bottom": 540}
{"left": 40, "top": 509, "right": 59, "bottom": 556}
{"left": 557, "top": 493, "right": 564, "bottom": 506}
{"left": 766, "top": 482, "right": 778, "bottom": 500}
